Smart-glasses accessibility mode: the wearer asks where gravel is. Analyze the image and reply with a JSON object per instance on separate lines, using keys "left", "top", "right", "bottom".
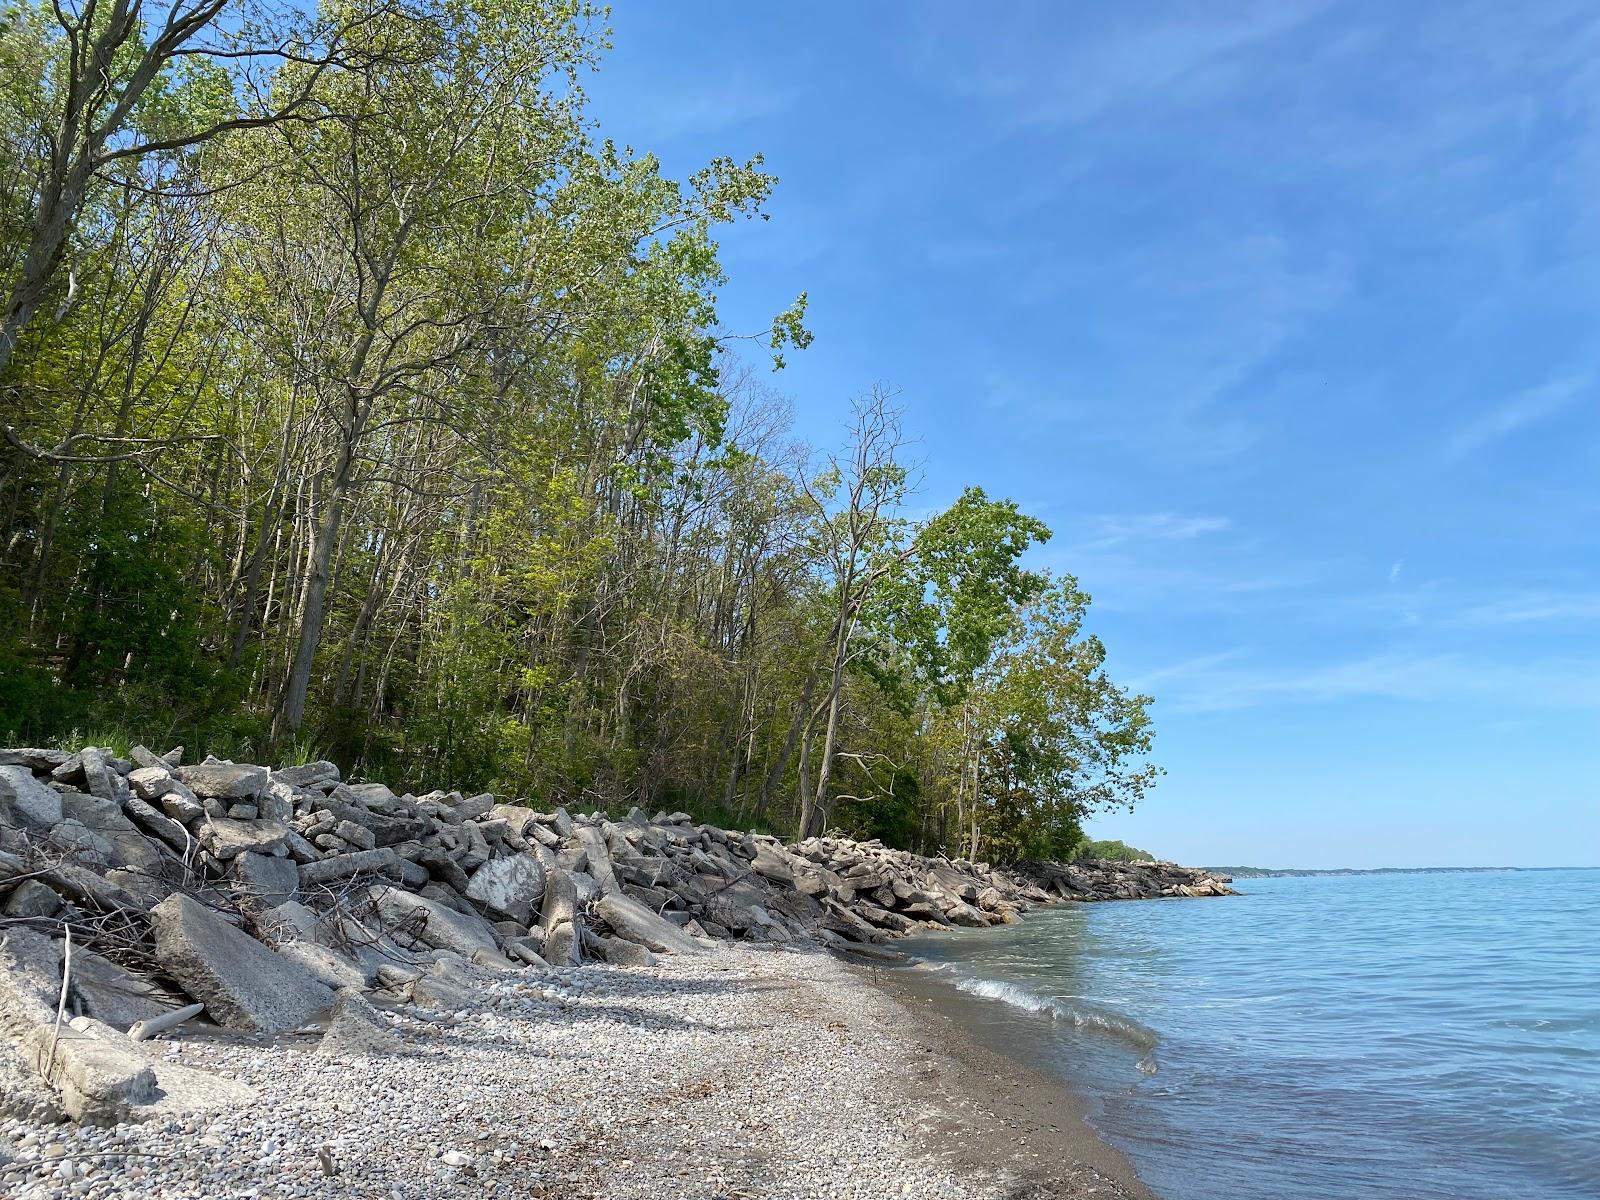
{"left": 0, "top": 944, "right": 1042, "bottom": 1200}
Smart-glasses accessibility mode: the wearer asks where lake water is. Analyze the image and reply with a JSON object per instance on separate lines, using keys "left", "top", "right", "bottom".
{"left": 899, "top": 869, "right": 1599, "bottom": 1200}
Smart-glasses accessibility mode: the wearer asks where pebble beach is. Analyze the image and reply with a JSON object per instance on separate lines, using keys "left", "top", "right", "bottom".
{"left": 0, "top": 944, "right": 1149, "bottom": 1200}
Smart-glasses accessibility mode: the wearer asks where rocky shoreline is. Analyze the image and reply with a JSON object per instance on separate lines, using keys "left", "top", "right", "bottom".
{"left": 0, "top": 744, "right": 1232, "bottom": 1194}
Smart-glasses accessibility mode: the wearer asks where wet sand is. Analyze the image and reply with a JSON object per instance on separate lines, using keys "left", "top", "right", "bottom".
{"left": 866, "top": 959, "right": 1157, "bottom": 1199}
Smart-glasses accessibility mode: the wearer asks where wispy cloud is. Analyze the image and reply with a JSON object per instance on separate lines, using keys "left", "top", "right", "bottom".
{"left": 1139, "top": 649, "right": 1600, "bottom": 713}
{"left": 1443, "top": 374, "right": 1591, "bottom": 459}
{"left": 925, "top": 0, "right": 1334, "bottom": 128}
{"left": 617, "top": 74, "right": 804, "bottom": 143}
{"left": 1450, "top": 590, "right": 1600, "bottom": 625}
{"left": 1078, "top": 513, "right": 1231, "bottom": 550}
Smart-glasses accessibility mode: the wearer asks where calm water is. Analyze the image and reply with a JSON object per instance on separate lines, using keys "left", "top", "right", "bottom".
{"left": 900, "top": 870, "right": 1599, "bottom": 1200}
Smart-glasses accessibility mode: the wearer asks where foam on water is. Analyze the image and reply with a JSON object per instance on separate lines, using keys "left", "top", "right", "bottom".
{"left": 953, "top": 975, "right": 1161, "bottom": 1068}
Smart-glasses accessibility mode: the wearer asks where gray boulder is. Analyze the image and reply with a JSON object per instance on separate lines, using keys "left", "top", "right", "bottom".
{"left": 276, "top": 942, "right": 368, "bottom": 991}
{"left": 0, "top": 749, "right": 68, "bottom": 771}
{"left": 317, "top": 989, "right": 400, "bottom": 1058}
{"left": 0, "top": 766, "right": 63, "bottom": 831}
{"left": 176, "top": 763, "right": 266, "bottom": 801}
{"left": 231, "top": 852, "right": 299, "bottom": 906}
{"left": 542, "top": 920, "right": 581, "bottom": 966}
{"left": 464, "top": 854, "right": 545, "bottom": 924}
{"left": 594, "top": 892, "right": 706, "bottom": 956}
{"left": 366, "top": 885, "right": 499, "bottom": 958}
{"left": 2, "top": 880, "right": 61, "bottom": 919}
{"left": 574, "top": 826, "right": 619, "bottom": 895}
{"left": 298, "top": 847, "right": 401, "bottom": 886}
{"left": 538, "top": 867, "right": 579, "bottom": 933}
{"left": 196, "top": 818, "right": 287, "bottom": 861}
{"left": 595, "top": 936, "right": 656, "bottom": 967}
{"left": 272, "top": 761, "right": 339, "bottom": 789}
{"left": 67, "top": 948, "right": 181, "bottom": 1031}
{"left": 149, "top": 894, "right": 332, "bottom": 1033}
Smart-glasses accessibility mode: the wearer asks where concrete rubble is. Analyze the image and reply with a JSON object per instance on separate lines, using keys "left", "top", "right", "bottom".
{"left": 0, "top": 741, "right": 1235, "bottom": 1187}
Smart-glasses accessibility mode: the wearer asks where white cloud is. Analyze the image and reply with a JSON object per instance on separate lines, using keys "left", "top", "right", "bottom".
{"left": 1079, "top": 513, "right": 1232, "bottom": 550}
{"left": 1139, "top": 649, "right": 1600, "bottom": 713}
{"left": 1443, "top": 374, "right": 1591, "bottom": 459}
{"left": 1451, "top": 590, "right": 1600, "bottom": 625}
{"left": 924, "top": 0, "right": 1334, "bottom": 128}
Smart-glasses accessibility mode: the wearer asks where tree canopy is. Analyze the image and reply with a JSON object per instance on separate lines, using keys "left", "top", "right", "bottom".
{"left": 0, "top": 0, "right": 1158, "bottom": 860}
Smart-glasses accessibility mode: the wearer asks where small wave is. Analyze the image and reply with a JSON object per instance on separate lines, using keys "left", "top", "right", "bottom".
{"left": 954, "top": 975, "right": 1162, "bottom": 1068}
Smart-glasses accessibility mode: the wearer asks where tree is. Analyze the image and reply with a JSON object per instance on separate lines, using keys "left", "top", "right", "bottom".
{"left": 0, "top": 0, "right": 375, "bottom": 386}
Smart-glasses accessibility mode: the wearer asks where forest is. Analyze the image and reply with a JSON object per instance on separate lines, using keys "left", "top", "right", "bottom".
{"left": 0, "top": 0, "right": 1158, "bottom": 861}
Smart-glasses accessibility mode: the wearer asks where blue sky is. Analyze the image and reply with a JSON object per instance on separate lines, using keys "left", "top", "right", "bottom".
{"left": 588, "top": 1, "right": 1600, "bottom": 869}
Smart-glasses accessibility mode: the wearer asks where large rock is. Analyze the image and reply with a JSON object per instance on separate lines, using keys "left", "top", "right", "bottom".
{"left": 538, "top": 867, "right": 580, "bottom": 933}
{"left": 26, "top": 1020, "right": 156, "bottom": 1125}
{"left": 366, "top": 885, "right": 499, "bottom": 958}
{"left": 464, "top": 854, "right": 545, "bottom": 925}
{"left": 58, "top": 791, "right": 163, "bottom": 875}
{"left": 542, "top": 920, "right": 580, "bottom": 966}
{"left": 149, "top": 894, "right": 332, "bottom": 1033}
{"left": 78, "top": 747, "right": 119, "bottom": 803}
{"left": 341, "top": 782, "right": 398, "bottom": 809}
{"left": 3, "top": 879, "right": 62, "bottom": 919}
{"left": 231, "top": 852, "right": 299, "bottom": 906}
{"left": 176, "top": 763, "right": 267, "bottom": 801}
{"left": 574, "top": 826, "right": 619, "bottom": 895}
{"left": 594, "top": 892, "right": 706, "bottom": 956}
{"left": 317, "top": 988, "right": 400, "bottom": 1058}
{"left": 0, "top": 749, "right": 69, "bottom": 771}
{"left": 0, "top": 766, "right": 63, "bottom": 831}
{"left": 123, "top": 797, "right": 191, "bottom": 853}
{"left": 67, "top": 948, "right": 181, "bottom": 1031}
{"left": 298, "top": 847, "right": 401, "bottom": 886}
{"left": 276, "top": 942, "right": 368, "bottom": 991}
{"left": 273, "top": 761, "right": 340, "bottom": 789}
{"left": 0, "top": 930, "right": 61, "bottom": 1028}
{"left": 196, "top": 818, "right": 287, "bottom": 861}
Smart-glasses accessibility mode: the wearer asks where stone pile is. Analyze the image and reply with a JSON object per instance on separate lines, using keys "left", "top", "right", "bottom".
{"left": 0, "top": 743, "right": 1233, "bottom": 1128}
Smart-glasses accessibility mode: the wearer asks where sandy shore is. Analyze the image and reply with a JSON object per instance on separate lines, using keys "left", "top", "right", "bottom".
{"left": 867, "top": 958, "right": 1153, "bottom": 1200}
{"left": 0, "top": 942, "right": 1154, "bottom": 1199}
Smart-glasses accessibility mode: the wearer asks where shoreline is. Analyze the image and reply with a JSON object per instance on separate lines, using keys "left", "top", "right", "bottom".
{"left": 0, "top": 942, "right": 1160, "bottom": 1198}
{"left": 865, "top": 957, "right": 1156, "bottom": 1200}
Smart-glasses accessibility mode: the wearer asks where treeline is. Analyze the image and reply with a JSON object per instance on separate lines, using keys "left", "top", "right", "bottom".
{"left": 0, "top": 0, "right": 1158, "bottom": 860}
{"left": 1075, "top": 839, "right": 1155, "bottom": 864}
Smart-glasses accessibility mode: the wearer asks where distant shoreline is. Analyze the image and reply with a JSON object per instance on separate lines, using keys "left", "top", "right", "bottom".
{"left": 1206, "top": 864, "right": 1599, "bottom": 878}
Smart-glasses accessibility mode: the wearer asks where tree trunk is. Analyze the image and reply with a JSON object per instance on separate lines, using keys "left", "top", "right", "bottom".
{"left": 280, "top": 470, "right": 348, "bottom": 733}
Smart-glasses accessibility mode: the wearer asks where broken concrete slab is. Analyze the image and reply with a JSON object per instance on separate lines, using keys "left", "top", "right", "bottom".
{"left": 26, "top": 1019, "right": 157, "bottom": 1124}
{"left": 366, "top": 884, "right": 499, "bottom": 958}
{"left": 2, "top": 879, "right": 62, "bottom": 919}
{"left": 149, "top": 894, "right": 332, "bottom": 1034}
{"left": 464, "top": 853, "right": 544, "bottom": 925}
{"left": 594, "top": 892, "right": 707, "bottom": 956}
{"left": 176, "top": 762, "right": 267, "bottom": 800}
{"left": 68, "top": 948, "right": 182, "bottom": 1031}
{"left": 542, "top": 919, "right": 581, "bottom": 967}
{"left": 230, "top": 851, "right": 299, "bottom": 906}
{"left": 272, "top": 761, "right": 340, "bottom": 789}
{"left": 275, "top": 942, "right": 369, "bottom": 992}
{"left": 298, "top": 846, "right": 401, "bottom": 886}
{"left": 316, "top": 988, "right": 401, "bottom": 1058}
{"left": 595, "top": 936, "right": 656, "bottom": 967}
{"left": 196, "top": 818, "right": 287, "bottom": 861}
{"left": 0, "top": 765, "right": 63, "bottom": 831}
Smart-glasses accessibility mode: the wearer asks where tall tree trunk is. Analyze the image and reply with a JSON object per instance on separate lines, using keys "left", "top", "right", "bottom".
{"left": 280, "top": 468, "right": 348, "bottom": 734}
{"left": 759, "top": 667, "right": 815, "bottom": 820}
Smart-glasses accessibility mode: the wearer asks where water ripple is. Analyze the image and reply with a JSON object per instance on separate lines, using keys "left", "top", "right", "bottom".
{"left": 902, "top": 869, "right": 1600, "bottom": 1200}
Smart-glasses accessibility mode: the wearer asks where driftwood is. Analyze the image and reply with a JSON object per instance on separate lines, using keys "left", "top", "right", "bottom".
{"left": 129, "top": 1001, "right": 205, "bottom": 1043}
